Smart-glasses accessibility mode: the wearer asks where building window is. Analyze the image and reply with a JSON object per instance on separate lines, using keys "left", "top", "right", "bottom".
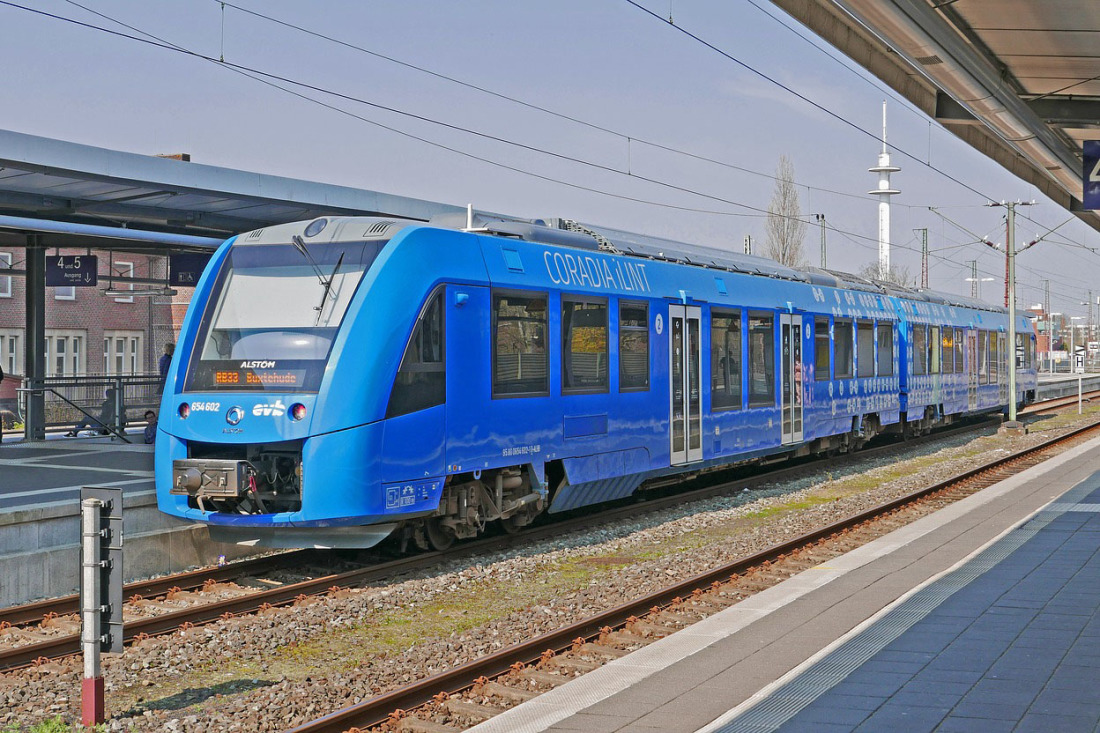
{"left": 54, "top": 286, "right": 75, "bottom": 301}
{"left": 748, "top": 311, "right": 774, "bottom": 407}
{"left": 711, "top": 308, "right": 742, "bottom": 411}
{"left": 877, "top": 322, "right": 893, "bottom": 377}
{"left": 72, "top": 336, "right": 83, "bottom": 376}
{"left": 857, "top": 320, "right": 875, "bottom": 378}
{"left": 44, "top": 330, "right": 86, "bottom": 376}
{"left": 0, "top": 252, "right": 11, "bottom": 298}
{"left": 0, "top": 330, "right": 20, "bottom": 376}
{"left": 835, "top": 319, "right": 854, "bottom": 379}
{"left": 562, "top": 296, "right": 608, "bottom": 393}
{"left": 814, "top": 317, "right": 830, "bottom": 382}
{"left": 387, "top": 290, "right": 445, "bottom": 418}
{"left": 492, "top": 291, "right": 548, "bottom": 397}
{"left": 113, "top": 261, "right": 135, "bottom": 303}
{"left": 619, "top": 301, "right": 649, "bottom": 391}
{"left": 102, "top": 331, "right": 143, "bottom": 375}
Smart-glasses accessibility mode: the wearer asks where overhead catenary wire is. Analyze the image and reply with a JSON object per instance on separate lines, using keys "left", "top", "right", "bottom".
{"left": 3, "top": 0, "right": 1093, "bottom": 302}
{"left": 7, "top": 0, "right": 920, "bottom": 248}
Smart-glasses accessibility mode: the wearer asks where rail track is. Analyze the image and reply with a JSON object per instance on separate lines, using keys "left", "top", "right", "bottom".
{"left": 0, "top": 394, "right": 1092, "bottom": 676}
{"left": 284, "top": 415, "right": 1100, "bottom": 733}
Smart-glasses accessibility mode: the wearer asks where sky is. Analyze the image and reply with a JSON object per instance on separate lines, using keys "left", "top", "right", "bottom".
{"left": 1, "top": 0, "right": 1098, "bottom": 320}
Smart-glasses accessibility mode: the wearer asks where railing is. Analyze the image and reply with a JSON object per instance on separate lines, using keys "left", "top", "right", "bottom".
{"left": 15, "top": 374, "right": 163, "bottom": 442}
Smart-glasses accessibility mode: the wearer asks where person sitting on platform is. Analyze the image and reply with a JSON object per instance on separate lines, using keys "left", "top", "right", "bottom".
{"left": 143, "top": 410, "right": 157, "bottom": 444}
{"left": 65, "top": 388, "right": 119, "bottom": 437}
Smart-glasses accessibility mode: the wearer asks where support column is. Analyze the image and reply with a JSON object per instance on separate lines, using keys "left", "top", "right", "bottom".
{"left": 23, "top": 235, "right": 45, "bottom": 440}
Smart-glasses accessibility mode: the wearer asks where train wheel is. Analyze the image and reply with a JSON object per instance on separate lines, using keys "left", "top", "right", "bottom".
{"left": 424, "top": 517, "right": 456, "bottom": 551}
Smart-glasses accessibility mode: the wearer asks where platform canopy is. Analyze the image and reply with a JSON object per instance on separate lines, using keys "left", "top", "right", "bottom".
{"left": 0, "top": 128, "right": 463, "bottom": 251}
{"left": 777, "top": 0, "right": 1100, "bottom": 231}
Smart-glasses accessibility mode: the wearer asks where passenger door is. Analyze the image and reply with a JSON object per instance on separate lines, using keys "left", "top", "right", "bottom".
{"left": 966, "top": 330, "right": 978, "bottom": 411}
{"left": 669, "top": 304, "right": 702, "bottom": 465}
{"left": 780, "top": 313, "right": 804, "bottom": 444}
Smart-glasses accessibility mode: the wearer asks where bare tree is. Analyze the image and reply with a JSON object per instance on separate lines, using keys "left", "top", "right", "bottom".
{"left": 857, "top": 261, "right": 916, "bottom": 286}
{"left": 764, "top": 155, "right": 807, "bottom": 267}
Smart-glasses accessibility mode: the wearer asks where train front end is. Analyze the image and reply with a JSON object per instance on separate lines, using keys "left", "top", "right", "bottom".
{"left": 155, "top": 217, "right": 417, "bottom": 548}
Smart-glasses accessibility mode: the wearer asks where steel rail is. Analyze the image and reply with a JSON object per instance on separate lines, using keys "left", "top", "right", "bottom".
{"left": 0, "top": 399, "right": 1086, "bottom": 672}
{"left": 287, "top": 418, "right": 1100, "bottom": 733}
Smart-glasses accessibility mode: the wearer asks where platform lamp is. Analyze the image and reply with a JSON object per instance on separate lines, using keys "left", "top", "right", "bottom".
{"left": 964, "top": 264, "right": 995, "bottom": 300}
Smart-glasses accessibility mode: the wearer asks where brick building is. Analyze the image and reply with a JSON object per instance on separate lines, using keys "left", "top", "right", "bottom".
{"left": 0, "top": 247, "right": 192, "bottom": 380}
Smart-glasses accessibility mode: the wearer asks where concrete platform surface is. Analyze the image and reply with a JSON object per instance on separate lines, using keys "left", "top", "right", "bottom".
{"left": 467, "top": 437, "right": 1100, "bottom": 733}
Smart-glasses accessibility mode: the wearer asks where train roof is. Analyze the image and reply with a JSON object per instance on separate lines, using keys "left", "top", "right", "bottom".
{"left": 425, "top": 211, "right": 1009, "bottom": 316}
{"left": 256, "top": 212, "right": 1008, "bottom": 318}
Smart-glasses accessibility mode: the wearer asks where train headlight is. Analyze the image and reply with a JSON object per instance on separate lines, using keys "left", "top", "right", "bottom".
{"left": 178, "top": 403, "right": 191, "bottom": 419}
{"left": 290, "top": 403, "right": 307, "bottom": 421}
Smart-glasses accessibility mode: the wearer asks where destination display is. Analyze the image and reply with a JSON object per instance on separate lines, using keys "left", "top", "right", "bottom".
{"left": 186, "top": 360, "right": 321, "bottom": 392}
{"left": 213, "top": 368, "right": 307, "bottom": 388}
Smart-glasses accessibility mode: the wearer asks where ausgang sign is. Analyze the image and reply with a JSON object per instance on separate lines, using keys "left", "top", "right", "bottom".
{"left": 1085, "top": 141, "right": 1100, "bottom": 210}
{"left": 45, "top": 255, "right": 98, "bottom": 287}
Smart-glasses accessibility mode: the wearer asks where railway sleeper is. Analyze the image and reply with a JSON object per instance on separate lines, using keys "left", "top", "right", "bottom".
{"left": 443, "top": 698, "right": 505, "bottom": 721}
{"left": 629, "top": 620, "right": 675, "bottom": 638}
{"left": 396, "top": 718, "right": 461, "bottom": 733}
{"left": 603, "top": 630, "right": 649, "bottom": 647}
{"left": 575, "top": 642, "right": 631, "bottom": 659}
{"left": 515, "top": 667, "right": 569, "bottom": 688}
{"left": 480, "top": 680, "right": 538, "bottom": 703}
{"left": 542, "top": 655, "right": 602, "bottom": 673}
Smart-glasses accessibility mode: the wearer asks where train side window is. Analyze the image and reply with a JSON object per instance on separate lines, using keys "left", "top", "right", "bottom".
{"left": 711, "top": 307, "right": 742, "bottom": 410}
{"left": 857, "top": 320, "right": 875, "bottom": 378}
{"left": 835, "top": 319, "right": 854, "bottom": 379}
{"left": 562, "top": 296, "right": 609, "bottom": 393}
{"left": 913, "top": 325, "right": 927, "bottom": 376}
{"left": 492, "top": 291, "right": 549, "bottom": 397}
{"left": 877, "top": 322, "right": 893, "bottom": 377}
{"left": 748, "top": 311, "right": 775, "bottom": 407}
{"left": 1017, "top": 332, "right": 1030, "bottom": 369}
{"left": 386, "top": 289, "right": 445, "bottom": 418}
{"left": 978, "top": 331, "right": 988, "bottom": 384}
{"left": 992, "top": 333, "right": 1003, "bottom": 383}
{"left": 954, "top": 327, "right": 964, "bottom": 373}
{"left": 619, "top": 301, "right": 649, "bottom": 391}
{"left": 941, "top": 328, "right": 954, "bottom": 373}
{"left": 930, "top": 326, "right": 941, "bottom": 374}
{"left": 814, "top": 317, "right": 830, "bottom": 381}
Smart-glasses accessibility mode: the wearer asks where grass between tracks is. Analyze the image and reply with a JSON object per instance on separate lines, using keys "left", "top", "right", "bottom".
{"left": 119, "top": 403, "right": 1100, "bottom": 716}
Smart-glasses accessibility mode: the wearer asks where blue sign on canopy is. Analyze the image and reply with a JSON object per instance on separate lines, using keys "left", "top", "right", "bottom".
{"left": 1085, "top": 141, "right": 1100, "bottom": 210}
{"left": 169, "top": 253, "right": 213, "bottom": 286}
{"left": 45, "top": 254, "right": 98, "bottom": 287}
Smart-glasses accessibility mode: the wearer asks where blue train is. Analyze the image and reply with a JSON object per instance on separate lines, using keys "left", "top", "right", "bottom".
{"left": 157, "top": 213, "right": 1038, "bottom": 549}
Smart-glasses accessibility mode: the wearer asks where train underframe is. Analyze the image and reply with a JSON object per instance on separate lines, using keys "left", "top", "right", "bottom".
{"left": 172, "top": 397, "right": 1026, "bottom": 550}
{"left": 400, "top": 467, "right": 546, "bottom": 552}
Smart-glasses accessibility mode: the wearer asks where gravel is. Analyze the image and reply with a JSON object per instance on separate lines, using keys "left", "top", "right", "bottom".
{"left": 1, "top": 410, "right": 1094, "bottom": 732}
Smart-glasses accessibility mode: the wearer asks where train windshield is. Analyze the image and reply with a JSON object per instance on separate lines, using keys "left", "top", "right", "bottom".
{"left": 184, "top": 239, "right": 385, "bottom": 392}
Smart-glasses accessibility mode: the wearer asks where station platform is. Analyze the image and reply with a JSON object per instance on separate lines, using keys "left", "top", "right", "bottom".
{"left": 470, "top": 436, "right": 1100, "bottom": 733}
{"left": 0, "top": 435, "right": 253, "bottom": 607}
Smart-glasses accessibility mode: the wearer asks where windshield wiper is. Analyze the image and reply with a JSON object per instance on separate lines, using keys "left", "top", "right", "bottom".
{"left": 314, "top": 251, "right": 344, "bottom": 324}
{"left": 291, "top": 235, "right": 329, "bottom": 287}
